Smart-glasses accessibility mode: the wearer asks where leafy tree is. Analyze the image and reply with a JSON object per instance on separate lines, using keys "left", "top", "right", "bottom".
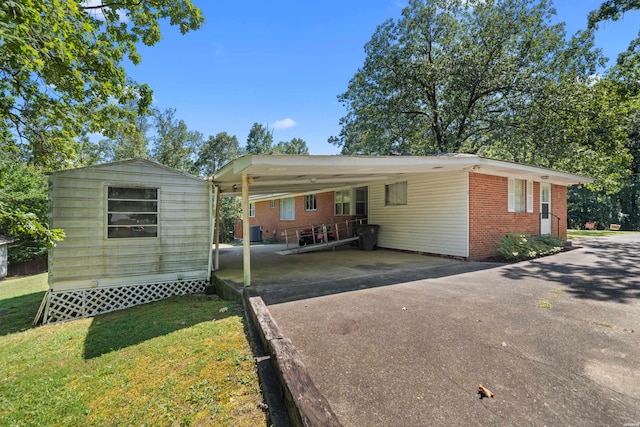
{"left": 273, "top": 138, "right": 309, "bottom": 155}
{"left": 105, "top": 107, "right": 152, "bottom": 162}
{"left": 216, "top": 197, "right": 242, "bottom": 244}
{"left": 479, "top": 75, "right": 631, "bottom": 193}
{"left": 588, "top": 0, "right": 640, "bottom": 29}
{"left": 245, "top": 123, "right": 273, "bottom": 154}
{"left": 0, "top": 158, "right": 64, "bottom": 263}
{"left": 334, "top": 0, "right": 601, "bottom": 157}
{"left": 75, "top": 104, "right": 152, "bottom": 166}
{"left": 567, "top": 76, "right": 640, "bottom": 230}
{"left": 567, "top": 0, "right": 640, "bottom": 230}
{"left": 151, "top": 108, "right": 203, "bottom": 174}
{"left": 195, "top": 132, "right": 243, "bottom": 243}
{"left": 0, "top": 0, "right": 204, "bottom": 169}
{"left": 617, "top": 106, "right": 640, "bottom": 229}
{"left": 196, "top": 132, "right": 242, "bottom": 176}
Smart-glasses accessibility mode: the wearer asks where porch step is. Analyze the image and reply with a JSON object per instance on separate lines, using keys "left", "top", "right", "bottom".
{"left": 276, "top": 236, "right": 359, "bottom": 255}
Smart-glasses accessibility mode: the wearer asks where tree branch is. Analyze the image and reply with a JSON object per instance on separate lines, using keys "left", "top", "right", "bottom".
{"left": 81, "top": 0, "right": 144, "bottom": 10}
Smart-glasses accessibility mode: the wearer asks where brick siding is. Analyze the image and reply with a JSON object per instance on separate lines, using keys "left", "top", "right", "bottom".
{"left": 235, "top": 191, "right": 358, "bottom": 242}
{"left": 468, "top": 173, "right": 567, "bottom": 260}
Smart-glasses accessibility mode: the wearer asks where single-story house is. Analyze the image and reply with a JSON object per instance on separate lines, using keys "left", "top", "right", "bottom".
{"left": 214, "top": 154, "right": 592, "bottom": 278}
{"left": 38, "top": 159, "right": 213, "bottom": 324}
{"left": 42, "top": 154, "right": 591, "bottom": 323}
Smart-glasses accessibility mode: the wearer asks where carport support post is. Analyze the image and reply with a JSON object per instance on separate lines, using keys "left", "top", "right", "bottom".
{"left": 242, "top": 173, "right": 251, "bottom": 287}
{"left": 214, "top": 185, "right": 221, "bottom": 271}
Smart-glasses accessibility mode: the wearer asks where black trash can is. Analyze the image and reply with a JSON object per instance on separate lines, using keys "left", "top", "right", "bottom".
{"left": 356, "top": 224, "right": 379, "bottom": 251}
{"left": 250, "top": 225, "right": 263, "bottom": 242}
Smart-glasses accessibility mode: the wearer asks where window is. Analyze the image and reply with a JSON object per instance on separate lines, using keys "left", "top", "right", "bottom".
{"left": 305, "top": 194, "right": 317, "bottom": 211}
{"left": 334, "top": 190, "right": 350, "bottom": 215}
{"left": 249, "top": 202, "right": 255, "bottom": 217}
{"left": 107, "top": 187, "right": 158, "bottom": 238}
{"left": 385, "top": 181, "right": 407, "bottom": 206}
{"left": 270, "top": 199, "right": 276, "bottom": 209}
{"left": 280, "top": 197, "right": 295, "bottom": 220}
{"left": 355, "top": 187, "right": 368, "bottom": 216}
{"left": 508, "top": 178, "right": 533, "bottom": 213}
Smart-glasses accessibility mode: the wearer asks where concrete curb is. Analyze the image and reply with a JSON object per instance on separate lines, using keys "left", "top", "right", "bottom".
{"left": 247, "top": 295, "right": 342, "bottom": 427}
{"left": 213, "top": 273, "right": 342, "bottom": 426}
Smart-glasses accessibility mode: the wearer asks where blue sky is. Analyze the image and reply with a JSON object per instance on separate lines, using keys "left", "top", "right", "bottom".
{"left": 124, "top": 1, "right": 640, "bottom": 155}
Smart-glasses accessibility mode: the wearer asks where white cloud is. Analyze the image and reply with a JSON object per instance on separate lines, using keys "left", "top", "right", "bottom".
{"left": 272, "top": 118, "right": 296, "bottom": 130}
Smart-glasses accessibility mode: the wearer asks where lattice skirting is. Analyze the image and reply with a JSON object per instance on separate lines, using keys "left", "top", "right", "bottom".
{"left": 37, "top": 279, "right": 208, "bottom": 324}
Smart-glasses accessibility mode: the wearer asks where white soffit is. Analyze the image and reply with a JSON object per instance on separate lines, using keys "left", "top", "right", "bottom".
{"left": 213, "top": 154, "right": 593, "bottom": 197}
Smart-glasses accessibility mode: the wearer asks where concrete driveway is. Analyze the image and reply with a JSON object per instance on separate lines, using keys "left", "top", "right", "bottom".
{"left": 263, "top": 235, "right": 640, "bottom": 426}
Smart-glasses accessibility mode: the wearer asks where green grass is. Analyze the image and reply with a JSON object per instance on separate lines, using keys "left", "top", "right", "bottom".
{"left": 538, "top": 300, "right": 553, "bottom": 309}
{"left": 567, "top": 229, "right": 640, "bottom": 239}
{"left": 0, "top": 273, "right": 48, "bottom": 334}
{"left": 0, "top": 274, "right": 267, "bottom": 426}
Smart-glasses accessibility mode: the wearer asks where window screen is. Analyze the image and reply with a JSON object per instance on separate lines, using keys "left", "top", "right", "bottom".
{"left": 107, "top": 187, "right": 158, "bottom": 238}
{"left": 280, "top": 197, "right": 295, "bottom": 220}
{"left": 305, "top": 194, "right": 317, "bottom": 211}
{"left": 385, "top": 182, "right": 407, "bottom": 206}
{"left": 334, "top": 190, "right": 350, "bottom": 215}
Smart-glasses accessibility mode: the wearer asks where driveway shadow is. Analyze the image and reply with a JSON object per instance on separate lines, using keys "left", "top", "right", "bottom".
{"left": 500, "top": 238, "right": 640, "bottom": 303}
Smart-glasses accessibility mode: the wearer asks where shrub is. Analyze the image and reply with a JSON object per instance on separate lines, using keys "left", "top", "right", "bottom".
{"left": 496, "top": 233, "right": 563, "bottom": 261}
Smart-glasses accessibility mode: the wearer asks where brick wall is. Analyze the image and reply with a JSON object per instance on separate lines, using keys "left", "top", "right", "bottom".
{"left": 468, "top": 173, "right": 568, "bottom": 260}
{"left": 235, "top": 191, "right": 358, "bottom": 242}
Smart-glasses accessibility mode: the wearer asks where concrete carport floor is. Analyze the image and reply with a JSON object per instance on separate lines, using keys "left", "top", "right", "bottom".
{"left": 213, "top": 243, "right": 497, "bottom": 305}
{"left": 227, "top": 236, "right": 640, "bottom": 426}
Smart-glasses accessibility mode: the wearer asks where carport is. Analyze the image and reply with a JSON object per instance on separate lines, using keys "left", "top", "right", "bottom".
{"left": 210, "top": 154, "right": 591, "bottom": 286}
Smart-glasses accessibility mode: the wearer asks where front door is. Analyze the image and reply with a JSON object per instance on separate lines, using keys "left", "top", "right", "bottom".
{"left": 540, "top": 183, "right": 551, "bottom": 235}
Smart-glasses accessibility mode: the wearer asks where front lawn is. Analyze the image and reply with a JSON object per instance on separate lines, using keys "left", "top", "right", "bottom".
{"left": 0, "top": 274, "right": 267, "bottom": 426}
{"left": 567, "top": 229, "right": 640, "bottom": 239}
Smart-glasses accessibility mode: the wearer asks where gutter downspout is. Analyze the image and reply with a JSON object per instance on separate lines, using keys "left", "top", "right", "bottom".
{"left": 242, "top": 173, "right": 251, "bottom": 288}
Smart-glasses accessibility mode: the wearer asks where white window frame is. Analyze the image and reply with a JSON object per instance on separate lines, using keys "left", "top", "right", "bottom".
{"left": 385, "top": 181, "right": 407, "bottom": 206}
{"left": 270, "top": 199, "right": 276, "bottom": 209}
{"left": 305, "top": 194, "right": 317, "bottom": 211}
{"left": 107, "top": 186, "right": 159, "bottom": 239}
{"left": 280, "top": 197, "right": 295, "bottom": 221}
{"left": 355, "top": 187, "right": 368, "bottom": 216}
{"left": 508, "top": 178, "right": 533, "bottom": 213}
{"left": 334, "top": 189, "right": 351, "bottom": 216}
{"left": 249, "top": 202, "right": 255, "bottom": 217}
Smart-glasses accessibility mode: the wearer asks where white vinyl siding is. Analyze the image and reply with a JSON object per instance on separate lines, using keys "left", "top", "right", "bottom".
{"left": 280, "top": 197, "right": 295, "bottom": 220}
{"left": 368, "top": 171, "right": 468, "bottom": 257}
{"left": 48, "top": 159, "right": 211, "bottom": 291}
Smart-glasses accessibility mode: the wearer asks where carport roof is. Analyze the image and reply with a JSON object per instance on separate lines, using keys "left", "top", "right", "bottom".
{"left": 212, "top": 154, "right": 593, "bottom": 197}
